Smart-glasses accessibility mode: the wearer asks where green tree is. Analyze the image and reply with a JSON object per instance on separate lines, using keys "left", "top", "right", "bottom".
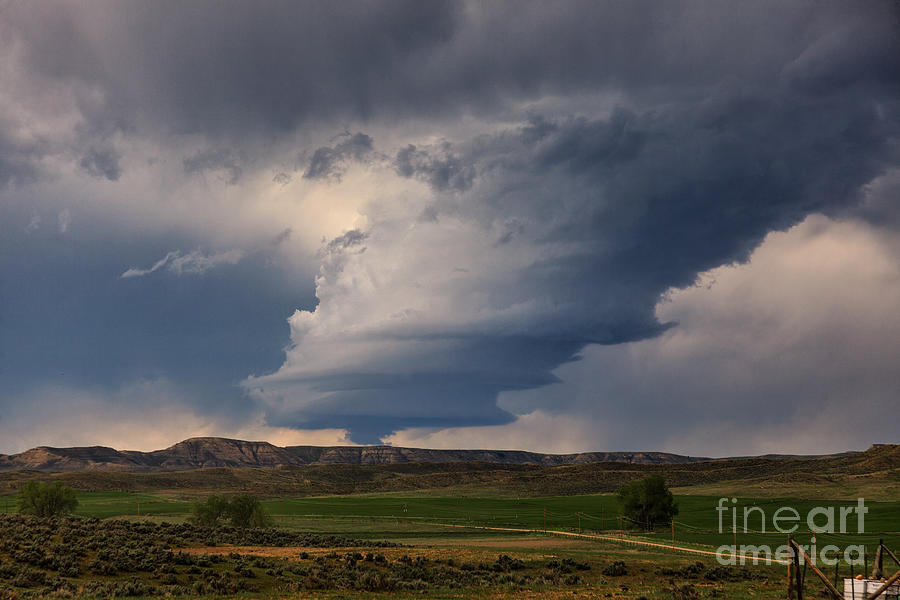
{"left": 616, "top": 475, "right": 678, "bottom": 531}
{"left": 226, "top": 495, "right": 271, "bottom": 528}
{"left": 191, "top": 494, "right": 230, "bottom": 526}
{"left": 192, "top": 494, "right": 271, "bottom": 528}
{"left": 16, "top": 481, "right": 78, "bottom": 517}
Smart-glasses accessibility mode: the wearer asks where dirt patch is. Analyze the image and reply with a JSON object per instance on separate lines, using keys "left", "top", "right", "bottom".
{"left": 430, "top": 536, "right": 592, "bottom": 549}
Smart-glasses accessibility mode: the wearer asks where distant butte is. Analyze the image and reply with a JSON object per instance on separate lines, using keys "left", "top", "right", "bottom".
{"left": 0, "top": 437, "right": 713, "bottom": 472}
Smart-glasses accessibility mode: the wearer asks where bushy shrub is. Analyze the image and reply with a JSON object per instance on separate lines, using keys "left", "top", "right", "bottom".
{"left": 0, "top": 514, "right": 593, "bottom": 597}
{"left": 191, "top": 494, "right": 271, "bottom": 528}
{"left": 10, "top": 567, "right": 46, "bottom": 588}
{"left": 658, "top": 561, "right": 705, "bottom": 578}
{"left": 494, "top": 554, "right": 525, "bottom": 572}
{"left": 191, "top": 494, "right": 229, "bottom": 526}
{"left": 227, "top": 495, "right": 271, "bottom": 528}
{"left": 616, "top": 475, "right": 678, "bottom": 531}
{"left": 668, "top": 583, "right": 700, "bottom": 599}
{"left": 602, "top": 560, "right": 628, "bottom": 576}
{"left": 16, "top": 482, "right": 78, "bottom": 518}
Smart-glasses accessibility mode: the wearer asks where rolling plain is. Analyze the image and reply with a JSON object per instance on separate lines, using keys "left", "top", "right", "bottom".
{"left": 1, "top": 440, "right": 898, "bottom": 599}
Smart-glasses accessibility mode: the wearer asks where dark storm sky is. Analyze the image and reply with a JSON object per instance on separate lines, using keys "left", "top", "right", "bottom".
{"left": 0, "top": 1, "right": 898, "bottom": 454}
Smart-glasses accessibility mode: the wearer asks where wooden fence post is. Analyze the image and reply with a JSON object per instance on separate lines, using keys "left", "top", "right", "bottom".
{"left": 882, "top": 543, "right": 900, "bottom": 567}
{"left": 791, "top": 537, "right": 843, "bottom": 600}
{"left": 788, "top": 561, "right": 794, "bottom": 600}
{"left": 792, "top": 536, "right": 804, "bottom": 600}
{"left": 733, "top": 524, "right": 738, "bottom": 562}
{"left": 872, "top": 539, "right": 884, "bottom": 579}
{"left": 834, "top": 558, "right": 839, "bottom": 590}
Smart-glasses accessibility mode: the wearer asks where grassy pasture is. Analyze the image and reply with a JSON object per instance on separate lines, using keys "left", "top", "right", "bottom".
{"left": 3, "top": 489, "right": 897, "bottom": 597}
{"left": 5, "top": 490, "right": 898, "bottom": 562}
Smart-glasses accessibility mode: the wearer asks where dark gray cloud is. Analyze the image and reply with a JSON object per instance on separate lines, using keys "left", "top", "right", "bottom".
{"left": 79, "top": 146, "right": 122, "bottom": 181}
{"left": 303, "top": 132, "right": 374, "bottom": 180}
{"left": 0, "top": 124, "right": 47, "bottom": 189}
{"left": 395, "top": 143, "right": 475, "bottom": 191}
{"left": 4, "top": 1, "right": 895, "bottom": 141}
{"left": 852, "top": 169, "right": 900, "bottom": 230}
{"left": 271, "top": 228, "right": 293, "bottom": 247}
{"left": 2, "top": 0, "right": 460, "bottom": 139}
{"left": 183, "top": 148, "right": 242, "bottom": 185}
{"left": 320, "top": 229, "right": 368, "bottom": 255}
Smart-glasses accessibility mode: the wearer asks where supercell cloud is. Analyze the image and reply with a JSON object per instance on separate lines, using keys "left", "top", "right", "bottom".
{"left": 0, "top": 1, "right": 898, "bottom": 453}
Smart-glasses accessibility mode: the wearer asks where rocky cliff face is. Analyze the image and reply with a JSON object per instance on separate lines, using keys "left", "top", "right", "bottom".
{"left": 0, "top": 446, "right": 148, "bottom": 471}
{"left": 147, "top": 438, "right": 297, "bottom": 470}
{"left": 281, "top": 445, "right": 705, "bottom": 466}
{"left": 0, "top": 437, "right": 708, "bottom": 472}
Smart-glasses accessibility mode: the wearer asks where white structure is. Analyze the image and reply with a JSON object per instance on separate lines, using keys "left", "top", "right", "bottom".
{"left": 844, "top": 578, "right": 900, "bottom": 599}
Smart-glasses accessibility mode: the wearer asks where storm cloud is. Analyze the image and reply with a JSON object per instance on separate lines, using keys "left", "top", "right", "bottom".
{"left": 304, "top": 133, "right": 375, "bottom": 181}
{"left": 394, "top": 143, "right": 475, "bottom": 192}
{"left": 183, "top": 148, "right": 243, "bottom": 185}
{"left": 0, "top": 1, "right": 898, "bottom": 451}
{"left": 80, "top": 146, "right": 123, "bottom": 181}
{"left": 249, "top": 95, "right": 899, "bottom": 440}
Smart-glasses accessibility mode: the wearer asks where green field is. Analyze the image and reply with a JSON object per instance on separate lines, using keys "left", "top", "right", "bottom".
{"left": 4, "top": 489, "right": 897, "bottom": 565}
{"left": 3, "top": 487, "right": 898, "bottom": 598}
